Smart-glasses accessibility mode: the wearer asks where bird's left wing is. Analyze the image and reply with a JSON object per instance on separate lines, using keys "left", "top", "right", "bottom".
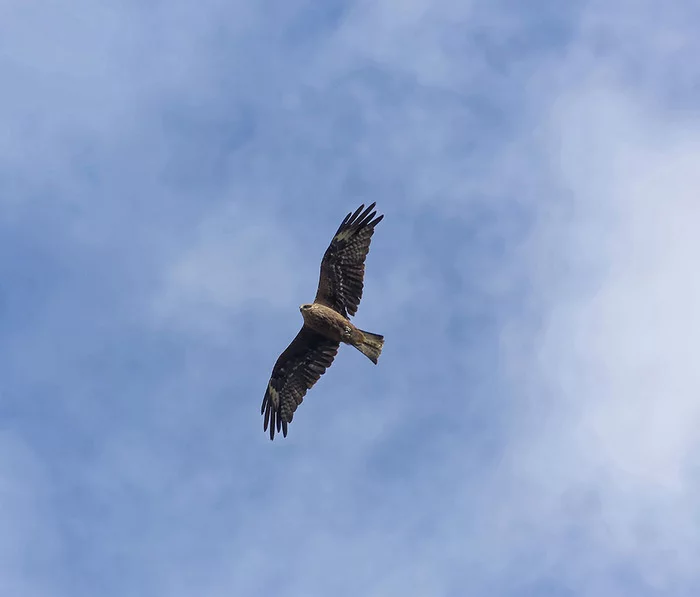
{"left": 261, "top": 325, "right": 339, "bottom": 440}
{"left": 314, "top": 202, "right": 383, "bottom": 318}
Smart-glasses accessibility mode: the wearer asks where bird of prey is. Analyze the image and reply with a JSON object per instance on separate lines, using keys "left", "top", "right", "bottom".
{"left": 261, "top": 202, "right": 385, "bottom": 440}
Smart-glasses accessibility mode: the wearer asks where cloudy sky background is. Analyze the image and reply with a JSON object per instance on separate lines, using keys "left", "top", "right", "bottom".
{"left": 2, "top": 0, "right": 700, "bottom": 595}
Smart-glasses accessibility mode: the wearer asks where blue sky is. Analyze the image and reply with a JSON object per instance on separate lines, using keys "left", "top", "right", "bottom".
{"left": 2, "top": 1, "right": 700, "bottom": 595}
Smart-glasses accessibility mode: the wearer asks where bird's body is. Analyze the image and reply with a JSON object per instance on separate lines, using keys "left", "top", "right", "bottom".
{"left": 300, "top": 302, "right": 383, "bottom": 363}
{"left": 300, "top": 302, "right": 356, "bottom": 343}
{"left": 261, "top": 203, "right": 385, "bottom": 440}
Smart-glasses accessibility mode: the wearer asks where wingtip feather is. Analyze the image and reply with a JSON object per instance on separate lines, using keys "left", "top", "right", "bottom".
{"left": 334, "top": 202, "right": 383, "bottom": 239}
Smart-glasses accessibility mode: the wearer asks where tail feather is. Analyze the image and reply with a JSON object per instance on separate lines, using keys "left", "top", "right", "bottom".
{"left": 356, "top": 330, "right": 384, "bottom": 364}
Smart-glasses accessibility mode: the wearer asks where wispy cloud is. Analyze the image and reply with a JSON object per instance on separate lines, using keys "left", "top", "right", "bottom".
{"left": 510, "top": 84, "right": 700, "bottom": 590}
{"left": 2, "top": 1, "right": 699, "bottom": 596}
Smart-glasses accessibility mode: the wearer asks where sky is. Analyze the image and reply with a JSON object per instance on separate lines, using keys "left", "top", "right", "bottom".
{"left": 2, "top": 0, "right": 700, "bottom": 595}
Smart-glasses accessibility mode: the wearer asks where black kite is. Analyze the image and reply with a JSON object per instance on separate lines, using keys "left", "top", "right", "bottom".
{"left": 261, "top": 203, "right": 385, "bottom": 440}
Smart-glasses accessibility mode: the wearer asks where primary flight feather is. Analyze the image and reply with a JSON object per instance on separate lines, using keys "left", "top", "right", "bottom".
{"left": 261, "top": 203, "right": 385, "bottom": 440}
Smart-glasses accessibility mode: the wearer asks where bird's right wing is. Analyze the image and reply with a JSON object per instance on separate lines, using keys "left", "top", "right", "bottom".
{"left": 261, "top": 325, "right": 339, "bottom": 440}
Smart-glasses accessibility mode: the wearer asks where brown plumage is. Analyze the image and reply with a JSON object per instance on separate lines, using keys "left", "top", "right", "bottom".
{"left": 261, "top": 203, "right": 385, "bottom": 440}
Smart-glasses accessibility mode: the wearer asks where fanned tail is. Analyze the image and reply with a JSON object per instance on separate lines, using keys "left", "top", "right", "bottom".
{"left": 356, "top": 330, "right": 384, "bottom": 364}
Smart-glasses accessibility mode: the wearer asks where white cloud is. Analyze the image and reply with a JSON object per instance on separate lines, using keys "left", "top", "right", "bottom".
{"left": 4, "top": 0, "right": 700, "bottom": 596}
{"left": 154, "top": 200, "right": 308, "bottom": 334}
{"left": 331, "top": 0, "right": 477, "bottom": 87}
{"left": 130, "top": 2, "right": 700, "bottom": 595}
{"left": 503, "top": 84, "right": 700, "bottom": 592}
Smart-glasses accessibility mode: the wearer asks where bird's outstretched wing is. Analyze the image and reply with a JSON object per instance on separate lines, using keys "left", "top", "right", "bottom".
{"left": 261, "top": 325, "right": 339, "bottom": 440}
{"left": 314, "top": 202, "right": 384, "bottom": 318}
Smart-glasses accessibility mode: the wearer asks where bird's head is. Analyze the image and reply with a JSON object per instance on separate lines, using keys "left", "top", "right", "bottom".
{"left": 300, "top": 303, "right": 313, "bottom": 313}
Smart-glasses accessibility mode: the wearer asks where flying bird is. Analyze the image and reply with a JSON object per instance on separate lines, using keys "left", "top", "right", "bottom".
{"left": 261, "top": 202, "right": 385, "bottom": 440}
